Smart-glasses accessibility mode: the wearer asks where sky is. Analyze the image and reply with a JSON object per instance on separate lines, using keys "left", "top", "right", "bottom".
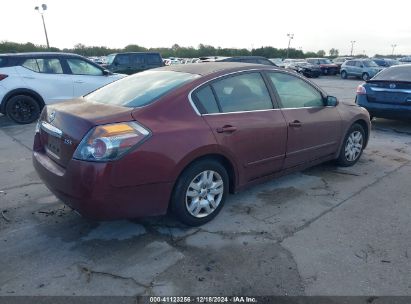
{"left": 1, "top": 0, "right": 410, "bottom": 56}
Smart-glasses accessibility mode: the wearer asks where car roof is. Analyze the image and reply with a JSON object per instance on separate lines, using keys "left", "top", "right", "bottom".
{"left": 156, "top": 62, "right": 280, "bottom": 76}
{"left": 108, "top": 52, "right": 161, "bottom": 56}
{"left": 0, "top": 52, "right": 84, "bottom": 58}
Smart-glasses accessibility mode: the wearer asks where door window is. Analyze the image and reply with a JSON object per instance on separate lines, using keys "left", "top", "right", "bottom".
{"left": 22, "top": 58, "right": 63, "bottom": 74}
{"left": 131, "top": 54, "right": 145, "bottom": 64}
{"left": 115, "top": 54, "right": 130, "bottom": 65}
{"left": 67, "top": 58, "right": 103, "bottom": 76}
{"left": 268, "top": 72, "right": 324, "bottom": 108}
{"left": 211, "top": 73, "right": 273, "bottom": 113}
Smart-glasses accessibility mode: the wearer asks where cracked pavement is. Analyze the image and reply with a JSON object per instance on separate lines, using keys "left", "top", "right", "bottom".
{"left": 0, "top": 77, "right": 410, "bottom": 296}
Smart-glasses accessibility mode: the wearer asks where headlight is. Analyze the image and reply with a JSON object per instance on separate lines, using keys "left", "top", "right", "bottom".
{"left": 73, "top": 122, "right": 150, "bottom": 162}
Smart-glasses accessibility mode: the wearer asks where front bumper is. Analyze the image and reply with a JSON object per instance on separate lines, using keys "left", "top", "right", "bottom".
{"left": 33, "top": 150, "right": 173, "bottom": 220}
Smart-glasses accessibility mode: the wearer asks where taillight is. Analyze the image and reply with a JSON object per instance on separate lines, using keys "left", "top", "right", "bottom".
{"left": 0, "top": 74, "right": 8, "bottom": 81}
{"left": 73, "top": 122, "right": 150, "bottom": 162}
{"left": 356, "top": 85, "right": 367, "bottom": 95}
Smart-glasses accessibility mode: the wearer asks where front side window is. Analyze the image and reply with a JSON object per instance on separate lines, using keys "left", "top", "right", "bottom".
{"left": 363, "top": 60, "right": 378, "bottom": 67}
{"left": 211, "top": 73, "right": 273, "bottom": 113}
{"left": 67, "top": 58, "right": 103, "bottom": 76}
{"left": 268, "top": 72, "right": 324, "bottom": 108}
{"left": 85, "top": 70, "right": 200, "bottom": 107}
{"left": 115, "top": 54, "right": 130, "bottom": 65}
{"left": 22, "top": 58, "right": 63, "bottom": 74}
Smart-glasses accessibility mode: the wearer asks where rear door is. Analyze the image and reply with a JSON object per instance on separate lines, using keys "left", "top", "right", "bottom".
{"left": 193, "top": 71, "right": 288, "bottom": 183}
{"left": 266, "top": 71, "right": 342, "bottom": 168}
{"left": 17, "top": 57, "right": 73, "bottom": 104}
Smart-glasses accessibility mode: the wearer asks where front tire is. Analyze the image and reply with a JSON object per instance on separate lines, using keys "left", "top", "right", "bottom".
{"left": 171, "top": 159, "right": 229, "bottom": 226}
{"left": 6, "top": 95, "right": 41, "bottom": 124}
{"left": 337, "top": 123, "right": 366, "bottom": 167}
{"left": 341, "top": 70, "right": 348, "bottom": 79}
{"left": 362, "top": 73, "right": 370, "bottom": 81}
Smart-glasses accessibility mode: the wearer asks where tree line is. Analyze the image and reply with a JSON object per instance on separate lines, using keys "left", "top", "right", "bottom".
{"left": 0, "top": 41, "right": 403, "bottom": 59}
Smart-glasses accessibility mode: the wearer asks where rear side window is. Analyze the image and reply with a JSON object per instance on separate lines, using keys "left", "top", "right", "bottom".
{"left": 345, "top": 61, "right": 355, "bottom": 66}
{"left": 131, "top": 54, "right": 145, "bottom": 64}
{"left": 22, "top": 58, "right": 63, "bottom": 74}
{"left": 211, "top": 73, "right": 273, "bottom": 113}
{"left": 194, "top": 86, "right": 219, "bottom": 114}
{"left": 146, "top": 54, "right": 162, "bottom": 64}
{"left": 85, "top": 70, "right": 200, "bottom": 107}
{"left": 268, "top": 72, "right": 323, "bottom": 108}
{"left": 67, "top": 58, "right": 103, "bottom": 76}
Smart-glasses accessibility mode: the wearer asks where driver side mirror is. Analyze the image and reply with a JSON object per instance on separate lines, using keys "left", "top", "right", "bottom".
{"left": 325, "top": 96, "right": 338, "bottom": 106}
{"left": 102, "top": 69, "right": 112, "bottom": 76}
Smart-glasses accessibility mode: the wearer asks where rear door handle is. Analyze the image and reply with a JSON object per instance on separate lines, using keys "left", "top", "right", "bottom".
{"left": 74, "top": 80, "right": 84, "bottom": 84}
{"left": 216, "top": 125, "right": 237, "bottom": 133}
{"left": 289, "top": 120, "right": 302, "bottom": 127}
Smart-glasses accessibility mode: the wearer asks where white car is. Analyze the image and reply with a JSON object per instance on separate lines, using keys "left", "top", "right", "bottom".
{"left": 0, "top": 52, "right": 125, "bottom": 124}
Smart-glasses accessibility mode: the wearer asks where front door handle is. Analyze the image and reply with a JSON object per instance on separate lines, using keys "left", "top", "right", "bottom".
{"left": 74, "top": 80, "right": 84, "bottom": 84}
{"left": 289, "top": 120, "right": 302, "bottom": 128}
{"left": 216, "top": 125, "right": 237, "bottom": 133}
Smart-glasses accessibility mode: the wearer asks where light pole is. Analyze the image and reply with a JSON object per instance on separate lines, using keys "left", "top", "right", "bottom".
{"left": 391, "top": 44, "right": 397, "bottom": 56}
{"left": 35, "top": 4, "right": 50, "bottom": 49}
{"left": 286, "top": 33, "right": 294, "bottom": 59}
{"left": 350, "top": 40, "right": 356, "bottom": 56}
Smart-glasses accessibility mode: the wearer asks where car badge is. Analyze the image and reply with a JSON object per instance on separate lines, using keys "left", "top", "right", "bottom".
{"left": 389, "top": 83, "right": 396, "bottom": 89}
{"left": 48, "top": 111, "right": 56, "bottom": 123}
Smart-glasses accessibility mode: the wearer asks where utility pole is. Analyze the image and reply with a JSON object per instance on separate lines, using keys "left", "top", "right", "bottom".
{"left": 391, "top": 44, "right": 397, "bottom": 56}
{"left": 35, "top": 4, "right": 50, "bottom": 49}
{"left": 286, "top": 33, "right": 294, "bottom": 59}
{"left": 350, "top": 40, "right": 356, "bottom": 56}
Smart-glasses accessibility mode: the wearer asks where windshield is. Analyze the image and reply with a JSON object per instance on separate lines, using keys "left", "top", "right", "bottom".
{"left": 319, "top": 59, "right": 332, "bottom": 64}
{"left": 106, "top": 54, "right": 115, "bottom": 65}
{"left": 363, "top": 60, "right": 378, "bottom": 67}
{"left": 372, "top": 65, "right": 411, "bottom": 82}
{"left": 85, "top": 70, "right": 200, "bottom": 107}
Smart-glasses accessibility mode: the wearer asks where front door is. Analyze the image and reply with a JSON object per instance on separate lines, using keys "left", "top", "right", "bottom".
{"left": 266, "top": 71, "right": 342, "bottom": 168}
{"left": 192, "top": 72, "right": 288, "bottom": 184}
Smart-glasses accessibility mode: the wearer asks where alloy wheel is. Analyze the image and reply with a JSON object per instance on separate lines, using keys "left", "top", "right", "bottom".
{"left": 344, "top": 131, "right": 363, "bottom": 162}
{"left": 185, "top": 170, "right": 224, "bottom": 218}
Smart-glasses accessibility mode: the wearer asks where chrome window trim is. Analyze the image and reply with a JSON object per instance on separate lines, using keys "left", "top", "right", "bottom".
{"left": 187, "top": 68, "right": 329, "bottom": 116}
{"left": 40, "top": 121, "right": 63, "bottom": 138}
{"left": 370, "top": 87, "right": 411, "bottom": 94}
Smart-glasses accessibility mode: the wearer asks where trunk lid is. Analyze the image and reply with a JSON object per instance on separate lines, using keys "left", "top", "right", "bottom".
{"left": 366, "top": 80, "right": 411, "bottom": 105}
{"left": 39, "top": 98, "right": 134, "bottom": 168}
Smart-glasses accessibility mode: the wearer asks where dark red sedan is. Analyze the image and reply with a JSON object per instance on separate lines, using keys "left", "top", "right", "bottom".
{"left": 33, "top": 63, "right": 370, "bottom": 226}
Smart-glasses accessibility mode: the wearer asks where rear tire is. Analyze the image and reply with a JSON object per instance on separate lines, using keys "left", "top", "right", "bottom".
{"left": 6, "top": 95, "right": 41, "bottom": 124}
{"left": 171, "top": 159, "right": 229, "bottom": 226}
{"left": 341, "top": 70, "right": 347, "bottom": 79}
{"left": 337, "top": 123, "right": 366, "bottom": 167}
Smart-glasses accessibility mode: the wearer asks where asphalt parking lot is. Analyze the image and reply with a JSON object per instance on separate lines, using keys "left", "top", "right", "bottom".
{"left": 0, "top": 76, "right": 410, "bottom": 297}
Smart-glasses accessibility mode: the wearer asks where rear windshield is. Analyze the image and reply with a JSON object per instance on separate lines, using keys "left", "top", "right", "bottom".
{"left": 372, "top": 65, "right": 411, "bottom": 82}
{"left": 85, "top": 70, "right": 200, "bottom": 107}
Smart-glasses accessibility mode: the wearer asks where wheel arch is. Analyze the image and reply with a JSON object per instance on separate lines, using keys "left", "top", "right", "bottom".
{"left": 1, "top": 88, "right": 45, "bottom": 114}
